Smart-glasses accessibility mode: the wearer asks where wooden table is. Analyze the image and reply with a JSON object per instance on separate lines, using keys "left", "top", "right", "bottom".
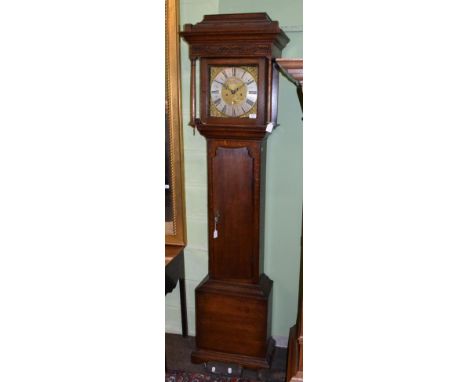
{"left": 165, "top": 244, "right": 188, "bottom": 337}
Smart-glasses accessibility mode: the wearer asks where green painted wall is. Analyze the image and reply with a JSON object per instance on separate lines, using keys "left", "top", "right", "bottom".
{"left": 165, "top": 0, "right": 303, "bottom": 339}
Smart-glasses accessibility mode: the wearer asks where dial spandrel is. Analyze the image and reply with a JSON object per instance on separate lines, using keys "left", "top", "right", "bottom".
{"left": 209, "top": 66, "right": 258, "bottom": 118}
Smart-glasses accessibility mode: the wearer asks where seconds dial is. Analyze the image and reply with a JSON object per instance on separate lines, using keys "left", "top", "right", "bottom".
{"left": 210, "top": 67, "right": 258, "bottom": 118}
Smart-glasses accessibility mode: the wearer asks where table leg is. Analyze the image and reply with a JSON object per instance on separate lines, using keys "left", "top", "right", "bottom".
{"left": 179, "top": 277, "right": 188, "bottom": 337}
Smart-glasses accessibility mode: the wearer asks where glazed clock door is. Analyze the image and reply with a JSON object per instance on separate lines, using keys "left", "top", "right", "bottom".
{"left": 208, "top": 140, "right": 262, "bottom": 284}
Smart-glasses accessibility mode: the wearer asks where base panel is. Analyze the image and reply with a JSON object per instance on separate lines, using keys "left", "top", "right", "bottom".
{"left": 192, "top": 337, "right": 276, "bottom": 370}
{"left": 192, "top": 274, "right": 274, "bottom": 369}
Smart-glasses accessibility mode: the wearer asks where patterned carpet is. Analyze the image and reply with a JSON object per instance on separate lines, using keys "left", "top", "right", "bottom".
{"left": 165, "top": 370, "right": 259, "bottom": 382}
{"left": 165, "top": 334, "right": 286, "bottom": 382}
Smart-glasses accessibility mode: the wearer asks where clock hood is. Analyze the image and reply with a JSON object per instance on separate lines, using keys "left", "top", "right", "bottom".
{"left": 180, "top": 12, "right": 290, "bottom": 59}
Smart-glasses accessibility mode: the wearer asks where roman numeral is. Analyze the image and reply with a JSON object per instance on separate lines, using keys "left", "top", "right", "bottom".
{"left": 211, "top": 90, "right": 219, "bottom": 94}
{"left": 214, "top": 80, "right": 223, "bottom": 85}
{"left": 248, "top": 90, "right": 257, "bottom": 95}
{"left": 246, "top": 99, "right": 255, "bottom": 106}
{"left": 222, "top": 105, "right": 227, "bottom": 114}
{"left": 213, "top": 98, "right": 222, "bottom": 106}
{"left": 221, "top": 71, "right": 227, "bottom": 79}
{"left": 246, "top": 80, "right": 254, "bottom": 85}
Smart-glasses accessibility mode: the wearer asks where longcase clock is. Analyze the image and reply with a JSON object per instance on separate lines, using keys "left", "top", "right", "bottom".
{"left": 181, "top": 13, "right": 289, "bottom": 369}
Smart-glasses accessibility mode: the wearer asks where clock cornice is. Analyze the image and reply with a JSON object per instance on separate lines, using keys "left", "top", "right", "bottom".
{"left": 180, "top": 12, "right": 289, "bottom": 59}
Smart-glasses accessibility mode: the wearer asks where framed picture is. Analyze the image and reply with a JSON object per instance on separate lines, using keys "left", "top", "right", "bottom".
{"left": 165, "top": 0, "right": 186, "bottom": 245}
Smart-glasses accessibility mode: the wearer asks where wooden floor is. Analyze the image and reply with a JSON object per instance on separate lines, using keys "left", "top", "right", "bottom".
{"left": 165, "top": 333, "right": 288, "bottom": 381}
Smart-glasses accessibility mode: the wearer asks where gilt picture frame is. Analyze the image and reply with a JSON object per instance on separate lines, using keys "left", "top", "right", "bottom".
{"left": 165, "top": 0, "right": 186, "bottom": 245}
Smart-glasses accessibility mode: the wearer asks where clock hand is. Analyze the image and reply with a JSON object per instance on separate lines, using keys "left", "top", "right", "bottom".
{"left": 231, "top": 85, "right": 243, "bottom": 95}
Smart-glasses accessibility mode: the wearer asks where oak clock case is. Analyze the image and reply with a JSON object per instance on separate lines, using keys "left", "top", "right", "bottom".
{"left": 181, "top": 13, "right": 289, "bottom": 370}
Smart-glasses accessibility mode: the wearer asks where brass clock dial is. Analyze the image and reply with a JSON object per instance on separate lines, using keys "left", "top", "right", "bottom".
{"left": 209, "top": 66, "right": 258, "bottom": 118}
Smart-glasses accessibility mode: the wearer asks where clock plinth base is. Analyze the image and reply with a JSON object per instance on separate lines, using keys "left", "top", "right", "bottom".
{"left": 191, "top": 337, "right": 275, "bottom": 370}
{"left": 192, "top": 274, "right": 274, "bottom": 370}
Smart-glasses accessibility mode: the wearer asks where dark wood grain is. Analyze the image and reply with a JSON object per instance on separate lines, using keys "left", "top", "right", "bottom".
{"left": 181, "top": 13, "right": 289, "bottom": 59}
{"left": 180, "top": 13, "right": 289, "bottom": 370}
{"left": 275, "top": 59, "right": 303, "bottom": 86}
{"left": 206, "top": 140, "right": 264, "bottom": 284}
{"left": 211, "top": 145, "right": 254, "bottom": 281}
{"left": 192, "top": 275, "right": 274, "bottom": 369}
